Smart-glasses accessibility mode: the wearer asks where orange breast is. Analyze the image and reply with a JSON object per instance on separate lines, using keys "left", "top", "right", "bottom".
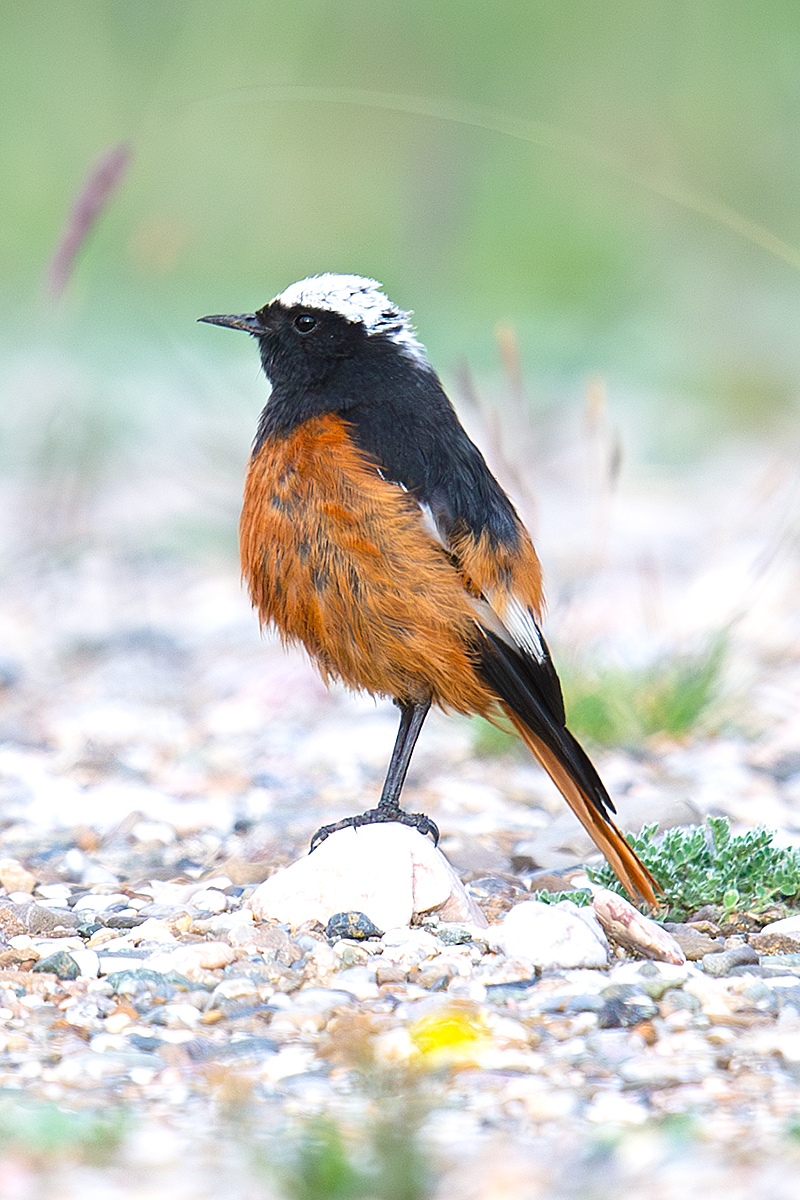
{"left": 239, "top": 414, "right": 493, "bottom": 712}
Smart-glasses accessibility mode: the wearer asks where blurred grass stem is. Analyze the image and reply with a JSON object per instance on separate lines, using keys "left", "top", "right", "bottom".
{"left": 47, "top": 142, "right": 132, "bottom": 301}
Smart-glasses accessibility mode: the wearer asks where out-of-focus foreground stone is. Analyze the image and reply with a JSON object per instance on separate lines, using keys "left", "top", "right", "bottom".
{"left": 591, "top": 887, "right": 686, "bottom": 964}
{"left": 488, "top": 899, "right": 610, "bottom": 969}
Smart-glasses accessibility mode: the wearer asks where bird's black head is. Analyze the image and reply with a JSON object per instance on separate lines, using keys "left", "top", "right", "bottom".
{"left": 200, "top": 274, "right": 435, "bottom": 428}
{"left": 199, "top": 272, "right": 471, "bottom": 493}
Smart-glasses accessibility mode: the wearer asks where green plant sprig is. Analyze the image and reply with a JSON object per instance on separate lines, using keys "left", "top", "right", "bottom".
{"left": 589, "top": 815, "right": 800, "bottom": 920}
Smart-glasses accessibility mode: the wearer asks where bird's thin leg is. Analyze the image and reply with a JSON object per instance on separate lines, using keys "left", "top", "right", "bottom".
{"left": 378, "top": 698, "right": 431, "bottom": 811}
{"left": 309, "top": 697, "right": 438, "bottom": 851}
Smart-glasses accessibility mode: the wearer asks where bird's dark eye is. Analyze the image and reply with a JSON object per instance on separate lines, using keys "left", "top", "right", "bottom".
{"left": 294, "top": 313, "right": 317, "bottom": 334}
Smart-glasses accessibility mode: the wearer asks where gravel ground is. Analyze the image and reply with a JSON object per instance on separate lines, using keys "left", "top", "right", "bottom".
{"left": 2, "top": 397, "right": 800, "bottom": 1196}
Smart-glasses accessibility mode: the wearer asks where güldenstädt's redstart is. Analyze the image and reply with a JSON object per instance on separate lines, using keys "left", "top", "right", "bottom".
{"left": 201, "top": 275, "right": 657, "bottom": 904}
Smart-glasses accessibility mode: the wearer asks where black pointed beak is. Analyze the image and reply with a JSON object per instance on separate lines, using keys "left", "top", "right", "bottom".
{"left": 198, "top": 312, "right": 264, "bottom": 335}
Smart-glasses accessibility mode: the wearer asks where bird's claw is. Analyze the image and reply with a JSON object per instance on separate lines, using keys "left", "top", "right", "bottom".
{"left": 309, "top": 806, "right": 439, "bottom": 853}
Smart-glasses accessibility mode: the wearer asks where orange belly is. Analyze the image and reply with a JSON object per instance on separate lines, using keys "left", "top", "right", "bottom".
{"left": 239, "top": 414, "right": 492, "bottom": 712}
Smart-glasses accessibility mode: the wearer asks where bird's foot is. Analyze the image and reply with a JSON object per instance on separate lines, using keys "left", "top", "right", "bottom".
{"left": 309, "top": 805, "right": 439, "bottom": 852}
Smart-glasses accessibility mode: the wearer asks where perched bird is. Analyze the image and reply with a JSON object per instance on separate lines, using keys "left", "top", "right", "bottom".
{"left": 200, "top": 275, "right": 657, "bottom": 904}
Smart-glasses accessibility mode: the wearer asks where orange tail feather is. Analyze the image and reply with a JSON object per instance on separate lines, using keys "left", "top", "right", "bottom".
{"left": 503, "top": 708, "right": 660, "bottom": 907}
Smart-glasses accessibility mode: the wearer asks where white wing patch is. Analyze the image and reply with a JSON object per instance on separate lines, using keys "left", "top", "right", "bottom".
{"left": 498, "top": 594, "right": 546, "bottom": 663}
{"left": 273, "top": 274, "right": 430, "bottom": 366}
{"left": 416, "top": 501, "right": 448, "bottom": 549}
{"left": 397, "top": 487, "right": 547, "bottom": 665}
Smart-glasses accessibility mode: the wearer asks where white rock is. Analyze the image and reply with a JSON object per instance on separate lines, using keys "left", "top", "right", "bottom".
{"left": 90, "top": 934, "right": 135, "bottom": 954}
{"left": 97, "top": 956, "right": 146, "bottom": 975}
{"left": 379, "top": 928, "right": 441, "bottom": 966}
{"left": 759, "top": 914, "right": 800, "bottom": 937}
{"left": 131, "top": 820, "right": 176, "bottom": 845}
{"left": 146, "top": 1029, "right": 196, "bottom": 1045}
{"left": 149, "top": 877, "right": 233, "bottom": 907}
{"left": 248, "top": 824, "right": 487, "bottom": 930}
{"left": 203, "top": 909, "right": 254, "bottom": 935}
{"left": 70, "top": 949, "right": 100, "bottom": 979}
{"left": 585, "top": 1092, "right": 649, "bottom": 1125}
{"left": 209, "top": 978, "right": 259, "bottom": 1005}
{"left": 130, "top": 918, "right": 178, "bottom": 945}
{"left": 748, "top": 1029, "right": 800, "bottom": 1063}
{"left": 446, "top": 977, "right": 488, "bottom": 1002}
{"left": 333, "top": 966, "right": 380, "bottom": 1000}
{"left": 490, "top": 901, "right": 610, "bottom": 970}
{"left": 31, "top": 937, "right": 84, "bottom": 955}
{"left": 0, "top": 858, "right": 36, "bottom": 894}
{"left": 591, "top": 887, "right": 686, "bottom": 964}
{"left": 36, "top": 885, "right": 72, "bottom": 903}
{"left": 607, "top": 961, "right": 690, "bottom": 990}
{"left": 147, "top": 942, "right": 235, "bottom": 978}
{"left": 260, "top": 1046, "right": 315, "bottom": 1082}
{"left": 81, "top": 864, "right": 121, "bottom": 887}
{"left": 9, "top": 936, "right": 35, "bottom": 952}
{"left": 160, "top": 1003, "right": 202, "bottom": 1027}
{"left": 89, "top": 1033, "right": 128, "bottom": 1055}
{"left": 18, "top": 995, "right": 44, "bottom": 1009}
{"left": 73, "top": 893, "right": 130, "bottom": 913}
{"left": 292, "top": 987, "right": 356, "bottom": 1013}
{"left": 129, "top": 1068, "right": 157, "bottom": 1086}
{"left": 104, "top": 1011, "right": 132, "bottom": 1034}
{"left": 620, "top": 1057, "right": 707, "bottom": 1086}
{"left": 190, "top": 889, "right": 228, "bottom": 914}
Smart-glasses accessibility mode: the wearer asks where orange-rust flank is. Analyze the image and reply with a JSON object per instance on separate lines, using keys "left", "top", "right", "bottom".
{"left": 450, "top": 525, "right": 544, "bottom": 617}
{"left": 240, "top": 415, "right": 492, "bottom": 712}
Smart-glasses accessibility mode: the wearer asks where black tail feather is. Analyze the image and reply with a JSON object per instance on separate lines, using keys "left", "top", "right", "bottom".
{"left": 473, "top": 628, "right": 616, "bottom": 820}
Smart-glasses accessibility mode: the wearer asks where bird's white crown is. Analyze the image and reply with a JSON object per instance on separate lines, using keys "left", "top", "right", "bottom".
{"left": 272, "top": 274, "right": 429, "bottom": 365}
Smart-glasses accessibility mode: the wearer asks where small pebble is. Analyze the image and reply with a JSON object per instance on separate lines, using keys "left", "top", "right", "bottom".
{"left": 33, "top": 951, "right": 80, "bottom": 980}
{"left": 34, "top": 884, "right": 73, "bottom": 903}
{"left": 104, "top": 912, "right": 146, "bottom": 930}
{"left": 759, "top": 914, "right": 800, "bottom": 938}
{"left": 758, "top": 954, "right": 800, "bottom": 975}
{"left": 465, "top": 876, "right": 525, "bottom": 921}
{"left": 490, "top": 901, "right": 609, "bottom": 970}
{"left": 98, "top": 955, "right": 147, "bottom": 975}
{"left": 129, "top": 918, "right": 178, "bottom": 945}
{"left": 432, "top": 922, "right": 482, "bottom": 946}
{"left": 73, "top": 894, "right": 131, "bottom": 914}
{"left": 750, "top": 931, "right": 800, "bottom": 955}
{"left": 208, "top": 978, "right": 259, "bottom": 1007}
{"left": 663, "top": 922, "right": 725, "bottom": 961}
{"left": 71, "top": 949, "right": 100, "bottom": 979}
{"left": 189, "top": 889, "right": 228, "bottom": 915}
{"left": 0, "top": 908, "right": 27, "bottom": 939}
{"left": 26, "top": 905, "right": 79, "bottom": 935}
{"left": 597, "top": 985, "right": 658, "bottom": 1029}
{"left": 131, "top": 820, "right": 177, "bottom": 845}
{"left": 702, "top": 943, "right": 760, "bottom": 976}
{"left": 148, "top": 942, "right": 236, "bottom": 979}
{"left": 0, "top": 858, "right": 36, "bottom": 894}
{"left": 324, "top": 911, "right": 383, "bottom": 940}
{"left": 81, "top": 864, "right": 121, "bottom": 887}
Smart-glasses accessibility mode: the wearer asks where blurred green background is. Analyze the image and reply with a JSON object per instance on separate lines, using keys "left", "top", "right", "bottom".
{"left": 3, "top": 0, "right": 800, "bottom": 468}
